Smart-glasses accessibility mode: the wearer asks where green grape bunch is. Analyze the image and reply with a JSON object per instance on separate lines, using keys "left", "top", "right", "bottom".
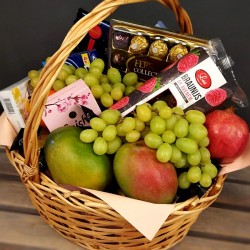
{"left": 27, "top": 57, "right": 142, "bottom": 110}
{"left": 27, "top": 56, "right": 217, "bottom": 190}
{"left": 79, "top": 99, "right": 218, "bottom": 190}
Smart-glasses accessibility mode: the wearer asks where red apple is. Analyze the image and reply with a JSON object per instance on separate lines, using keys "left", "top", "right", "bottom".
{"left": 113, "top": 141, "right": 178, "bottom": 204}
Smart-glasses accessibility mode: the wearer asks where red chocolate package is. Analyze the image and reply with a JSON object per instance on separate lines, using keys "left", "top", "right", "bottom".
{"left": 110, "top": 39, "right": 248, "bottom": 116}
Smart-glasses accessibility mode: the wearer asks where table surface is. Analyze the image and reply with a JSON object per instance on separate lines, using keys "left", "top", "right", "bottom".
{"left": 0, "top": 148, "right": 249, "bottom": 250}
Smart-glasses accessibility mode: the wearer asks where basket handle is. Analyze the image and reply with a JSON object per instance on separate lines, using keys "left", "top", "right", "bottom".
{"left": 22, "top": 0, "right": 193, "bottom": 182}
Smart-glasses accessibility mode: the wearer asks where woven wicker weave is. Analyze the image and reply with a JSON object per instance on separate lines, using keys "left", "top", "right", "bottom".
{"left": 6, "top": 0, "right": 226, "bottom": 249}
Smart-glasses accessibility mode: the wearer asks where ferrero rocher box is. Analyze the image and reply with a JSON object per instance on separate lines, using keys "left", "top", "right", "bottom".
{"left": 108, "top": 19, "right": 213, "bottom": 81}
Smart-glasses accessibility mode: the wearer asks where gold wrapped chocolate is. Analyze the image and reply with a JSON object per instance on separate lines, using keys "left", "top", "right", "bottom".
{"left": 148, "top": 40, "right": 168, "bottom": 59}
{"left": 168, "top": 44, "right": 188, "bottom": 63}
{"left": 129, "top": 35, "right": 149, "bottom": 54}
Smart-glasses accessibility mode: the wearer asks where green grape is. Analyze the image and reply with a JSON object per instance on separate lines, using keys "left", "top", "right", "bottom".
{"left": 156, "top": 143, "right": 172, "bottom": 163}
{"left": 172, "top": 106, "right": 184, "bottom": 116}
{"left": 159, "top": 105, "right": 172, "bottom": 119}
{"left": 28, "top": 69, "right": 40, "bottom": 80}
{"left": 187, "top": 150, "right": 201, "bottom": 165}
{"left": 111, "top": 87, "right": 123, "bottom": 101}
{"left": 106, "top": 136, "right": 122, "bottom": 154}
{"left": 83, "top": 72, "right": 99, "bottom": 87}
{"left": 136, "top": 104, "right": 152, "bottom": 122}
{"left": 140, "top": 129, "right": 149, "bottom": 139}
{"left": 185, "top": 109, "right": 206, "bottom": 124}
{"left": 30, "top": 76, "right": 39, "bottom": 88}
{"left": 125, "top": 130, "right": 141, "bottom": 142}
{"left": 199, "top": 173, "right": 212, "bottom": 188}
{"left": 100, "top": 109, "right": 120, "bottom": 125}
{"left": 91, "top": 84, "right": 104, "bottom": 99}
{"left": 151, "top": 112, "right": 158, "bottom": 121}
{"left": 152, "top": 100, "right": 167, "bottom": 111}
{"left": 100, "top": 93, "right": 114, "bottom": 107}
{"left": 116, "top": 123, "right": 126, "bottom": 137}
{"left": 150, "top": 116, "right": 166, "bottom": 135}
{"left": 142, "top": 102, "right": 152, "bottom": 109}
{"left": 121, "top": 117, "right": 136, "bottom": 133}
{"left": 169, "top": 144, "right": 182, "bottom": 163}
{"left": 99, "top": 74, "right": 110, "bottom": 84}
{"left": 90, "top": 58, "right": 105, "bottom": 72}
{"left": 52, "top": 79, "right": 66, "bottom": 91}
{"left": 75, "top": 67, "right": 88, "bottom": 79}
{"left": 134, "top": 117, "right": 145, "bottom": 132}
{"left": 112, "top": 82, "right": 126, "bottom": 92}
{"left": 174, "top": 118, "right": 189, "bottom": 138}
{"left": 144, "top": 132, "right": 163, "bottom": 149}
{"left": 201, "top": 162, "right": 218, "bottom": 178}
{"left": 135, "top": 81, "right": 144, "bottom": 88}
{"left": 178, "top": 172, "right": 191, "bottom": 189}
{"left": 62, "top": 64, "right": 74, "bottom": 75}
{"left": 57, "top": 69, "right": 69, "bottom": 81}
{"left": 93, "top": 137, "right": 108, "bottom": 155}
{"left": 188, "top": 123, "right": 208, "bottom": 141}
{"left": 176, "top": 138, "right": 198, "bottom": 154}
{"left": 165, "top": 114, "right": 178, "bottom": 131}
{"left": 102, "top": 125, "right": 117, "bottom": 141}
{"left": 162, "top": 130, "right": 176, "bottom": 144}
{"left": 187, "top": 166, "right": 201, "bottom": 183}
{"left": 107, "top": 67, "right": 122, "bottom": 84}
{"left": 198, "top": 136, "right": 210, "bottom": 147}
{"left": 68, "top": 65, "right": 76, "bottom": 74}
{"left": 89, "top": 65, "right": 103, "bottom": 79}
{"left": 80, "top": 129, "right": 98, "bottom": 143}
{"left": 90, "top": 117, "right": 106, "bottom": 131}
{"left": 100, "top": 82, "right": 112, "bottom": 93}
{"left": 124, "top": 86, "right": 135, "bottom": 96}
{"left": 199, "top": 147, "right": 211, "bottom": 163}
{"left": 65, "top": 74, "right": 79, "bottom": 85}
{"left": 174, "top": 153, "right": 188, "bottom": 168}
{"left": 122, "top": 72, "right": 138, "bottom": 86}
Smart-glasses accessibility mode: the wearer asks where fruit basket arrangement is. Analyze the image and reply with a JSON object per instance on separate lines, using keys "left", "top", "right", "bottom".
{"left": 1, "top": 0, "right": 250, "bottom": 249}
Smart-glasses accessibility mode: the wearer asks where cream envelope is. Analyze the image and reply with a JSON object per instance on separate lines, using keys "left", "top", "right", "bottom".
{"left": 83, "top": 187, "right": 176, "bottom": 241}
{"left": 0, "top": 112, "right": 17, "bottom": 147}
{"left": 42, "top": 79, "right": 101, "bottom": 132}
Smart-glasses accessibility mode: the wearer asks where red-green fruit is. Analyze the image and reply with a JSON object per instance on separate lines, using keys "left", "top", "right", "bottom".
{"left": 44, "top": 126, "right": 112, "bottom": 191}
{"left": 113, "top": 141, "right": 178, "bottom": 204}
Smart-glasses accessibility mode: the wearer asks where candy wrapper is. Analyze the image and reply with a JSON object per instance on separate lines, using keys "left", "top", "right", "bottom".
{"left": 42, "top": 50, "right": 98, "bottom": 70}
{"left": 73, "top": 8, "right": 110, "bottom": 70}
{"left": 65, "top": 50, "right": 98, "bottom": 70}
{"left": 110, "top": 39, "right": 248, "bottom": 115}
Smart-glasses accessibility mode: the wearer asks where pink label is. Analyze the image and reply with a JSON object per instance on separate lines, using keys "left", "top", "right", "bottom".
{"left": 42, "top": 79, "right": 101, "bottom": 132}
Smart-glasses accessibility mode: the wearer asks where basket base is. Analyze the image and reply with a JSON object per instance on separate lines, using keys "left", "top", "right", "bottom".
{"left": 24, "top": 174, "right": 209, "bottom": 250}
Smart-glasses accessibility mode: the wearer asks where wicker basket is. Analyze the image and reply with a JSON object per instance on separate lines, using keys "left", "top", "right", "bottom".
{"left": 6, "top": 0, "right": 226, "bottom": 249}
